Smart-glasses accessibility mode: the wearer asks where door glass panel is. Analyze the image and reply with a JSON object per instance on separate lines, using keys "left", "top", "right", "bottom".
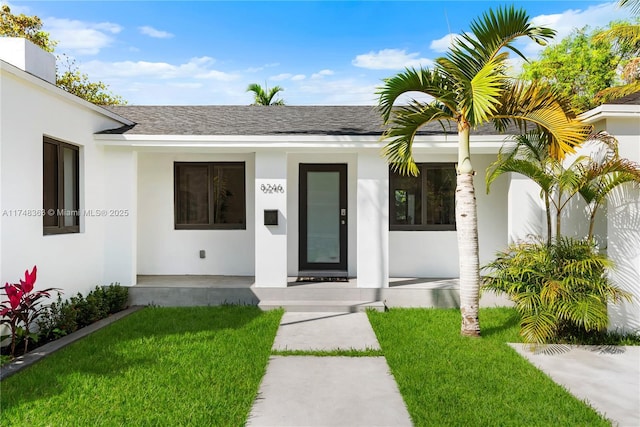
{"left": 307, "top": 171, "right": 340, "bottom": 263}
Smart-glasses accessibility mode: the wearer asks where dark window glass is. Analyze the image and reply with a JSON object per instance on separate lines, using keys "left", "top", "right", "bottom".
{"left": 174, "top": 162, "right": 246, "bottom": 229}
{"left": 390, "top": 164, "right": 456, "bottom": 231}
{"left": 43, "top": 138, "right": 79, "bottom": 234}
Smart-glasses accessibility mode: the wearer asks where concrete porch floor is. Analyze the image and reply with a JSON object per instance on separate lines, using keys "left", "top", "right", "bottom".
{"left": 130, "top": 275, "right": 511, "bottom": 310}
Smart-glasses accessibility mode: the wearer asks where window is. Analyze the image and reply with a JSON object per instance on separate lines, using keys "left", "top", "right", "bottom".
{"left": 43, "top": 137, "right": 80, "bottom": 235}
{"left": 174, "top": 162, "right": 246, "bottom": 229}
{"left": 390, "top": 163, "right": 456, "bottom": 231}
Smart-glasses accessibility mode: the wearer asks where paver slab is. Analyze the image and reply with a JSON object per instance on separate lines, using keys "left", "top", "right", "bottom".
{"left": 510, "top": 344, "right": 640, "bottom": 426}
{"left": 272, "top": 312, "right": 380, "bottom": 351}
{"left": 247, "top": 356, "right": 412, "bottom": 427}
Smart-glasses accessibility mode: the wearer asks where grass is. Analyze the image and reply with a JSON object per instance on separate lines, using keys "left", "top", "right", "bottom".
{"left": 0, "top": 306, "right": 283, "bottom": 426}
{"left": 367, "top": 308, "right": 611, "bottom": 426}
{"left": 272, "top": 348, "right": 384, "bottom": 357}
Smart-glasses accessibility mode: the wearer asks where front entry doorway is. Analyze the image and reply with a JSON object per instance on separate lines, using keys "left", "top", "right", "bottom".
{"left": 298, "top": 164, "right": 348, "bottom": 277}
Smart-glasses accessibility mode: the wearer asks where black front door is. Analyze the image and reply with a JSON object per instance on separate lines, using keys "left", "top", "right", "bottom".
{"left": 299, "top": 164, "right": 347, "bottom": 275}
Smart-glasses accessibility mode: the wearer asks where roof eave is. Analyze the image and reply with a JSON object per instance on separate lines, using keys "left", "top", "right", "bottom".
{"left": 579, "top": 104, "right": 640, "bottom": 124}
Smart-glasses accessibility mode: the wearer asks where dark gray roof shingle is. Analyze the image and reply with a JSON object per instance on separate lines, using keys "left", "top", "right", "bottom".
{"left": 101, "top": 105, "right": 469, "bottom": 136}
{"left": 607, "top": 91, "right": 640, "bottom": 105}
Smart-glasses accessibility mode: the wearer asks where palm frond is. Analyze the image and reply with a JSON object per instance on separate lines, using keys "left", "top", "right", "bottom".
{"left": 382, "top": 103, "right": 455, "bottom": 176}
{"left": 486, "top": 158, "right": 554, "bottom": 193}
{"left": 446, "top": 5, "right": 555, "bottom": 73}
{"left": 493, "top": 81, "right": 592, "bottom": 159}
{"left": 460, "top": 54, "right": 508, "bottom": 125}
{"left": 620, "top": 0, "right": 640, "bottom": 15}
{"left": 377, "top": 68, "right": 455, "bottom": 123}
{"left": 520, "top": 309, "right": 557, "bottom": 343}
{"left": 594, "top": 83, "right": 640, "bottom": 105}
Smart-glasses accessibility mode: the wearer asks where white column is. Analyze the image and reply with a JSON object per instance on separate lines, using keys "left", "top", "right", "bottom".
{"left": 607, "top": 125, "right": 640, "bottom": 332}
{"left": 254, "top": 151, "right": 288, "bottom": 287}
{"left": 103, "top": 149, "right": 137, "bottom": 286}
{"left": 356, "top": 152, "right": 388, "bottom": 288}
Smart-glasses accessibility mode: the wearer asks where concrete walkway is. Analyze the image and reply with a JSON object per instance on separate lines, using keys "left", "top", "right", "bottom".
{"left": 247, "top": 312, "right": 413, "bottom": 426}
{"left": 510, "top": 344, "right": 640, "bottom": 427}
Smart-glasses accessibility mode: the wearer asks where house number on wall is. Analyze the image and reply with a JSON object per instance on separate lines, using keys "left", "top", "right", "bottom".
{"left": 260, "top": 184, "right": 284, "bottom": 194}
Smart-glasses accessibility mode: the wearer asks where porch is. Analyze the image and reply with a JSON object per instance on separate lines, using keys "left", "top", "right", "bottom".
{"left": 129, "top": 275, "right": 511, "bottom": 312}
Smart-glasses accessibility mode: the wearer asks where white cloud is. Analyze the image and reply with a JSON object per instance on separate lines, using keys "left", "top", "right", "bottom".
{"left": 246, "top": 63, "right": 280, "bottom": 73}
{"left": 44, "top": 17, "right": 122, "bottom": 55}
{"left": 270, "top": 73, "right": 293, "bottom": 81}
{"left": 293, "top": 78, "right": 380, "bottom": 105}
{"left": 138, "top": 26, "right": 174, "bottom": 39}
{"left": 429, "top": 33, "right": 462, "bottom": 53}
{"left": 81, "top": 56, "right": 238, "bottom": 81}
{"left": 311, "top": 69, "right": 334, "bottom": 79}
{"left": 352, "top": 49, "right": 433, "bottom": 70}
{"left": 269, "top": 73, "right": 307, "bottom": 81}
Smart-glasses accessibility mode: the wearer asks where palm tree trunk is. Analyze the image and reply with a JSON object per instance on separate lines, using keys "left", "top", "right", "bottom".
{"left": 544, "top": 194, "right": 552, "bottom": 245}
{"left": 556, "top": 192, "right": 562, "bottom": 239}
{"left": 457, "top": 123, "right": 481, "bottom": 337}
{"left": 588, "top": 207, "right": 598, "bottom": 241}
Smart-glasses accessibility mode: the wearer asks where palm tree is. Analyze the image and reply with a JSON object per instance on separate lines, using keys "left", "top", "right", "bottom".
{"left": 576, "top": 134, "right": 640, "bottom": 240}
{"left": 247, "top": 82, "right": 285, "bottom": 106}
{"left": 377, "top": 6, "right": 591, "bottom": 336}
{"left": 487, "top": 131, "right": 640, "bottom": 243}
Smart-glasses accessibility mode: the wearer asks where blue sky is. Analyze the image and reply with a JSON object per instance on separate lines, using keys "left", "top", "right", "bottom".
{"left": 5, "top": 1, "right": 634, "bottom": 105}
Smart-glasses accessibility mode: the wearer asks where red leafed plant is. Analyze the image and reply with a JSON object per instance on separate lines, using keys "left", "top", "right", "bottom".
{"left": 1, "top": 266, "right": 60, "bottom": 357}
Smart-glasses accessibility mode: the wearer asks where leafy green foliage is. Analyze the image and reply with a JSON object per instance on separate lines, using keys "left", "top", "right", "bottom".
{"left": 0, "top": 5, "right": 55, "bottom": 52}
{"left": 483, "top": 238, "right": 632, "bottom": 344}
{"left": 56, "top": 56, "right": 126, "bottom": 105}
{"left": 246, "top": 82, "right": 285, "bottom": 105}
{"left": 1, "top": 6, "right": 125, "bottom": 105}
{"left": 522, "top": 21, "right": 639, "bottom": 112}
{"left": 35, "top": 284, "right": 128, "bottom": 346}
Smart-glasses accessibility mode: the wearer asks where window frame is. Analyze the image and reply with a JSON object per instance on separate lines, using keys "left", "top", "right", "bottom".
{"left": 389, "top": 163, "right": 457, "bottom": 231}
{"left": 174, "top": 161, "right": 246, "bottom": 230}
{"left": 43, "top": 137, "right": 80, "bottom": 235}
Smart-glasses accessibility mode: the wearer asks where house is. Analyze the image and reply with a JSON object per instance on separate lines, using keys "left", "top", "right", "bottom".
{"left": 1, "top": 39, "right": 639, "bottom": 330}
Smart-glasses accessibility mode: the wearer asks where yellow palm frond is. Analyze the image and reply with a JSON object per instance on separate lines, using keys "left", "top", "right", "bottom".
{"left": 494, "top": 81, "right": 592, "bottom": 159}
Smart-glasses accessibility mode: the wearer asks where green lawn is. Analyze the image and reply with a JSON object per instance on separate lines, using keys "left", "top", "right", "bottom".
{"left": 367, "top": 308, "right": 610, "bottom": 426}
{"left": 0, "top": 306, "right": 283, "bottom": 426}
{"left": 1, "top": 306, "right": 614, "bottom": 426}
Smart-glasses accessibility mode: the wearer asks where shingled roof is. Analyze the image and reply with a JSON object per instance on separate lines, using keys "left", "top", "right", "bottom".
{"left": 606, "top": 91, "right": 640, "bottom": 105}
{"left": 101, "top": 105, "right": 493, "bottom": 136}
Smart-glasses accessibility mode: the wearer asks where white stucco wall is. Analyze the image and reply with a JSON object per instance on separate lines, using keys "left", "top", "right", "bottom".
{"left": 600, "top": 117, "right": 640, "bottom": 333}
{"left": 0, "top": 62, "right": 128, "bottom": 297}
{"left": 136, "top": 151, "right": 255, "bottom": 276}
{"left": 389, "top": 153, "right": 508, "bottom": 278}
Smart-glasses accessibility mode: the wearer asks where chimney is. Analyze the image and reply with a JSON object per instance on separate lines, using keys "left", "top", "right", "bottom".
{"left": 0, "top": 37, "right": 56, "bottom": 84}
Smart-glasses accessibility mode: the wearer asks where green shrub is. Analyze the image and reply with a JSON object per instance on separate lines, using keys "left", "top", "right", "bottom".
{"left": 72, "top": 292, "right": 102, "bottom": 328}
{"left": 37, "top": 295, "right": 78, "bottom": 339}
{"left": 482, "top": 237, "right": 632, "bottom": 344}
{"left": 102, "top": 283, "right": 128, "bottom": 314}
{"left": 36, "top": 284, "right": 128, "bottom": 343}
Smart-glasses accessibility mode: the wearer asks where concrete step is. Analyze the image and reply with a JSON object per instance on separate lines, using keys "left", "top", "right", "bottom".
{"left": 258, "top": 300, "right": 386, "bottom": 313}
{"left": 128, "top": 286, "right": 258, "bottom": 307}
